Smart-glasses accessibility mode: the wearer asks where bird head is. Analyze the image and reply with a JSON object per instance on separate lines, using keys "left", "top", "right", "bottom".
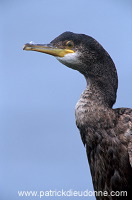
{"left": 23, "top": 31, "right": 114, "bottom": 77}
{"left": 23, "top": 31, "right": 118, "bottom": 107}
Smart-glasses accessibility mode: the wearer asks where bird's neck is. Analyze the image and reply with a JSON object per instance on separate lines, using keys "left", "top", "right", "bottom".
{"left": 75, "top": 77, "right": 116, "bottom": 129}
{"left": 85, "top": 72, "right": 117, "bottom": 108}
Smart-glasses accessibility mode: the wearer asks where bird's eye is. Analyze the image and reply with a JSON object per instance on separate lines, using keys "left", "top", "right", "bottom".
{"left": 65, "top": 41, "right": 74, "bottom": 49}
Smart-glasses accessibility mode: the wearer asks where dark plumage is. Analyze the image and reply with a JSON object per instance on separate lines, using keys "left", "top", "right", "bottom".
{"left": 23, "top": 32, "right": 132, "bottom": 200}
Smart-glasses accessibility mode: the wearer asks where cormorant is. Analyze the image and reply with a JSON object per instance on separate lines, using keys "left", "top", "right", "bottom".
{"left": 23, "top": 32, "right": 132, "bottom": 200}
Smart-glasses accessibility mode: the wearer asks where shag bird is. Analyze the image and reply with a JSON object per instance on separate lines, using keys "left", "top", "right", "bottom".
{"left": 23, "top": 32, "right": 132, "bottom": 200}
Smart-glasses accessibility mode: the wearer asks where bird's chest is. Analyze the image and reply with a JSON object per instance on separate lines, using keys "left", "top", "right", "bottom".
{"left": 75, "top": 97, "right": 89, "bottom": 128}
{"left": 75, "top": 96, "right": 100, "bottom": 129}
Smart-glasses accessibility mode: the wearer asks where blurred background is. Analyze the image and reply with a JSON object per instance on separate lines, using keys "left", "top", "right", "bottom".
{"left": 0, "top": 0, "right": 132, "bottom": 199}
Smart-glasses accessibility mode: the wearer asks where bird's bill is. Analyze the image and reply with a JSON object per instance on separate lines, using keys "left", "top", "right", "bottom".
{"left": 23, "top": 43, "right": 74, "bottom": 57}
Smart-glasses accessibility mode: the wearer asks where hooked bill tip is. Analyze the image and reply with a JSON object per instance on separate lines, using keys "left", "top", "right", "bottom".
{"left": 23, "top": 43, "right": 33, "bottom": 50}
{"left": 23, "top": 44, "right": 26, "bottom": 50}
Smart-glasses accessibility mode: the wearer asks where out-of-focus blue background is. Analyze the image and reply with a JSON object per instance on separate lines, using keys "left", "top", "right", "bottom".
{"left": 0, "top": 0, "right": 132, "bottom": 200}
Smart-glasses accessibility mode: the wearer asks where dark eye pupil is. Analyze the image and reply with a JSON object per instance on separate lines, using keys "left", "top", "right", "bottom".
{"left": 68, "top": 42, "right": 72, "bottom": 47}
{"left": 66, "top": 41, "right": 73, "bottom": 48}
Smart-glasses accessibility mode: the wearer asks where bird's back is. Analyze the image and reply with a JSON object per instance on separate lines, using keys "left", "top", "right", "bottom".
{"left": 75, "top": 87, "right": 132, "bottom": 199}
{"left": 81, "top": 107, "right": 132, "bottom": 200}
